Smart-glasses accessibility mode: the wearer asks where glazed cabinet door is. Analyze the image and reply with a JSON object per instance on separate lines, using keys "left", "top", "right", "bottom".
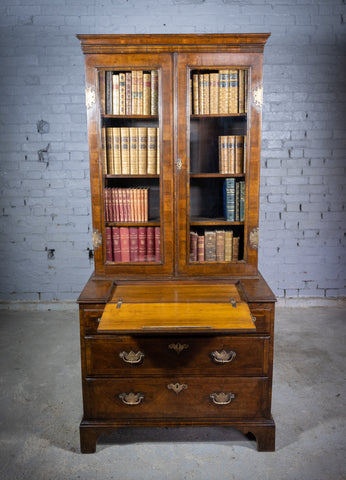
{"left": 84, "top": 53, "right": 174, "bottom": 276}
{"left": 176, "top": 52, "right": 263, "bottom": 276}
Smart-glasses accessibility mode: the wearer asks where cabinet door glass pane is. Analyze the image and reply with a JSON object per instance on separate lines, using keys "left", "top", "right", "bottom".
{"left": 100, "top": 69, "right": 162, "bottom": 264}
{"left": 188, "top": 68, "right": 248, "bottom": 264}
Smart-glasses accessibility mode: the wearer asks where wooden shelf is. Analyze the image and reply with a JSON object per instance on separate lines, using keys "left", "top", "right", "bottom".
{"left": 190, "top": 173, "right": 245, "bottom": 178}
{"left": 190, "top": 217, "right": 245, "bottom": 226}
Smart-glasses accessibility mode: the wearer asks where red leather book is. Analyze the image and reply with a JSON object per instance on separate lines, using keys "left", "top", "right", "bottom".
{"left": 129, "top": 227, "right": 139, "bottom": 262}
{"left": 119, "top": 227, "right": 130, "bottom": 262}
{"left": 197, "top": 235, "right": 205, "bottom": 262}
{"left": 112, "top": 227, "right": 121, "bottom": 262}
{"left": 105, "top": 227, "right": 113, "bottom": 262}
{"left": 154, "top": 226, "right": 161, "bottom": 262}
{"left": 138, "top": 226, "right": 147, "bottom": 262}
{"left": 146, "top": 226, "right": 155, "bottom": 262}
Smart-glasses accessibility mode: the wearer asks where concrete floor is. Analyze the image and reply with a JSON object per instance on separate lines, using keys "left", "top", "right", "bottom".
{"left": 0, "top": 305, "right": 345, "bottom": 480}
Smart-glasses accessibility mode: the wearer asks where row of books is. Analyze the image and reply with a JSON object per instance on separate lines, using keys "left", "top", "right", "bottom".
{"left": 102, "top": 127, "right": 160, "bottom": 175}
{"left": 191, "top": 69, "right": 248, "bottom": 115}
{"left": 219, "top": 135, "right": 246, "bottom": 174}
{"left": 190, "top": 230, "right": 240, "bottom": 262}
{"left": 104, "top": 188, "right": 149, "bottom": 223}
{"left": 106, "top": 226, "right": 161, "bottom": 263}
{"left": 223, "top": 178, "right": 246, "bottom": 222}
{"left": 104, "top": 70, "right": 158, "bottom": 116}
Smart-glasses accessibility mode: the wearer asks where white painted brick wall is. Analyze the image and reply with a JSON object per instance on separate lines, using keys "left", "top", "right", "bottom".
{"left": 0, "top": 0, "right": 345, "bottom": 301}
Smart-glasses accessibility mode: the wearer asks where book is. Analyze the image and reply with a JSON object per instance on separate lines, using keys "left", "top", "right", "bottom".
{"left": 112, "top": 227, "right": 121, "bottom": 262}
{"left": 192, "top": 74, "right": 199, "bottom": 114}
{"left": 219, "top": 70, "right": 229, "bottom": 114}
{"left": 228, "top": 135, "right": 236, "bottom": 174}
{"left": 223, "top": 178, "right": 236, "bottom": 222}
{"left": 112, "top": 74, "right": 119, "bottom": 115}
{"left": 125, "top": 72, "right": 132, "bottom": 115}
{"left": 235, "top": 135, "right": 244, "bottom": 174}
{"left": 224, "top": 230, "right": 234, "bottom": 261}
{"left": 113, "top": 127, "right": 121, "bottom": 175}
{"left": 240, "top": 181, "right": 245, "bottom": 222}
{"left": 229, "top": 69, "right": 238, "bottom": 113}
{"left": 106, "top": 71, "right": 113, "bottom": 114}
{"left": 106, "top": 227, "right": 113, "bottom": 262}
{"left": 120, "top": 127, "right": 130, "bottom": 174}
{"left": 137, "top": 70, "right": 143, "bottom": 115}
{"left": 189, "top": 231, "right": 198, "bottom": 262}
{"left": 154, "top": 226, "right": 161, "bottom": 262}
{"left": 150, "top": 70, "right": 158, "bottom": 115}
{"left": 147, "top": 127, "right": 157, "bottom": 174}
{"left": 119, "top": 72, "right": 126, "bottom": 115}
{"left": 129, "top": 227, "right": 139, "bottom": 262}
{"left": 219, "top": 136, "right": 228, "bottom": 173}
{"left": 197, "top": 235, "right": 205, "bottom": 262}
{"left": 143, "top": 73, "right": 151, "bottom": 115}
{"left": 216, "top": 230, "right": 225, "bottom": 261}
{"left": 129, "top": 128, "right": 139, "bottom": 175}
{"left": 232, "top": 236, "right": 239, "bottom": 261}
{"left": 119, "top": 227, "right": 130, "bottom": 262}
{"left": 209, "top": 72, "right": 219, "bottom": 114}
{"left": 138, "top": 127, "right": 147, "bottom": 174}
{"left": 138, "top": 226, "right": 146, "bottom": 261}
{"left": 204, "top": 231, "right": 216, "bottom": 261}
{"left": 146, "top": 226, "right": 155, "bottom": 261}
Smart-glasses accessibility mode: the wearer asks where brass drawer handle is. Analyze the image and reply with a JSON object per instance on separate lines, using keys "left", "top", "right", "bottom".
{"left": 210, "top": 392, "right": 235, "bottom": 406}
{"left": 167, "top": 383, "right": 188, "bottom": 394}
{"left": 119, "top": 350, "right": 145, "bottom": 364}
{"left": 119, "top": 392, "right": 144, "bottom": 406}
{"left": 210, "top": 349, "right": 236, "bottom": 364}
{"left": 168, "top": 343, "right": 189, "bottom": 355}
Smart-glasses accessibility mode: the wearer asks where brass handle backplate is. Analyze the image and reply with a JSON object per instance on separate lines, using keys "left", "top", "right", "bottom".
{"left": 119, "top": 392, "right": 144, "bottom": 406}
{"left": 210, "top": 349, "right": 236, "bottom": 364}
{"left": 167, "top": 383, "right": 188, "bottom": 394}
{"left": 119, "top": 350, "right": 145, "bottom": 364}
{"left": 176, "top": 158, "right": 182, "bottom": 171}
{"left": 168, "top": 343, "right": 189, "bottom": 355}
{"left": 210, "top": 392, "right": 235, "bottom": 406}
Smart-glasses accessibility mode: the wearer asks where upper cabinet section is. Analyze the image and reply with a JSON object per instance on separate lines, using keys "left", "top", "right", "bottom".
{"left": 78, "top": 34, "right": 270, "bottom": 278}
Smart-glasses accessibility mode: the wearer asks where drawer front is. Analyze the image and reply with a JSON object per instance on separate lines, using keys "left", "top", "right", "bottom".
{"left": 250, "top": 307, "right": 273, "bottom": 334}
{"left": 85, "top": 335, "right": 269, "bottom": 376}
{"left": 85, "top": 377, "right": 268, "bottom": 419}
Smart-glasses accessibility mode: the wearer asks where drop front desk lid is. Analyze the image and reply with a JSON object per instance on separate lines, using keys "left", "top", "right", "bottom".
{"left": 98, "top": 283, "right": 255, "bottom": 334}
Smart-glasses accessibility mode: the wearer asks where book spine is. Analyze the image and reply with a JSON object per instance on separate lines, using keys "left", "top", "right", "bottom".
{"left": 204, "top": 231, "right": 216, "bottom": 261}
{"left": 112, "top": 227, "right": 121, "bottom": 262}
{"left": 131, "top": 70, "right": 137, "bottom": 116}
{"left": 240, "top": 181, "right": 246, "bottom": 222}
{"left": 209, "top": 72, "right": 219, "bottom": 115}
{"left": 232, "top": 236, "right": 239, "bottom": 261}
{"left": 229, "top": 69, "right": 238, "bottom": 113}
{"left": 150, "top": 70, "right": 158, "bottom": 115}
{"left": 146, "top": 226, "right": 155, "bottom": 261}
{"left": 129, "top": 128, "right": 139, "bottom": 175}
{"left": 143, "top": 73, "right": 151, "bottom": 115}
{"left": 235, "top": 135, "right": 244, "bottom": 174}
{"left": 238, "top": 69, "right": 245, "bottom": 113}
{"left": 216, "top": 230, "right": 225, "bottom": 261}
{"left": 119, "top": 227, "right": 130, "bottom": 262}
{"left": 154, "top": 226, "right": 161, "bottom": 262}
{"left": 235, "top": 181, "right": 240, "bottom": 222}
{"left": 120, "top": 127, "right": 130, "bottom": 174}
{"left": 138, "top": 226, "right": 146, "bottom": 261}
{"left": 189, "top": 231, "right": 198, "bottom": 262}
{"left": 224, "top": 230, "right": 233, "bottom": 261}
{"left": 147, "top": 127, "right": 157, "bottom": 174}
{"left": 112, "top": 74, "right": 119, "bottom": 115}
{"left": 192, "top": 74, "right": 199, "bottom": 115}
{"left": 219, "top": 136, "right": 228, "bottom": 174}
{"left": 198, "top": 73, "right": 204, "bottom": 114}
{"left": 203, "top": 73, "right": 210, "bottom": 114}
{"left": 125, "top": 72, "right": 132, "bottom": 115}
{"left": 119, "top": 72, "right": 126, "bottom": 115}
{"left": 106, "top": 127, "right": 114, "bottom": 175}
{"left": 113, "top": 127, "right": 121, "bottom": 175}
{"left": 218, "top": 70, "right": 229, "bottom": 114}
{"left": 138, "top": 127, "right": 147, "bottom": 174}
{"left": 106, "top": 71, "right": 112, "bottom": 114}
{"left": 129, "top": 227, "right": 139, "bottom": 262}
{"left": 105, "top": 226, "right": 113, "bottom": 262}
{"left": 223, "top": 178, "right": 235, "bottom": 222}
{"left": 197, "top": 235, "right": 205, "bottom": 262}
{"left": 228, "top": 135, "right": 235, "bottom": 174}
{"left": 137, "top": 70, "right": 143, "bottom": 115}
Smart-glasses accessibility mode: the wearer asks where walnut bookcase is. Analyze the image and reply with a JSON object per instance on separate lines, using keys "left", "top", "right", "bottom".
{"left": 77, "top": 34, "right": 275, "bottom": 453}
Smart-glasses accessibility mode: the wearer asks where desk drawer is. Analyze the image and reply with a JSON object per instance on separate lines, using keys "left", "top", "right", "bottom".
{"left": 85, "top": 377, "right": 268, "bottom": 420}
{"left": 85, "top": 336, "right": 269, "bottom": 376}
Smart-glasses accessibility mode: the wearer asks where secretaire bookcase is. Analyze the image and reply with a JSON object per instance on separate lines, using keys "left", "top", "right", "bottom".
{"left": 77, "top": 34, "right": 275, "bottom": 453}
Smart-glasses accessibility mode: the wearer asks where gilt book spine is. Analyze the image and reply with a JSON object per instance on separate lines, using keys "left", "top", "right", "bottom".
{"left": 154, "top": 226, "right": 161, "bottom": 262}
{"left": 138, "top": 226, "right": 146, "bottom": 261}
{"left": 129, "top": 227, "right": 139, "bottom": 262}
{"left": 105, "top": 226, "right": 113, "bottom": 262}
{"left": 150, "top": 70, "right": 158, "bottom": 115}
{"left": 112, "top": 227, "right": 121, "bottom": 262}
{"left": 119, "top": 227, "right": 130, "bottom": 262}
